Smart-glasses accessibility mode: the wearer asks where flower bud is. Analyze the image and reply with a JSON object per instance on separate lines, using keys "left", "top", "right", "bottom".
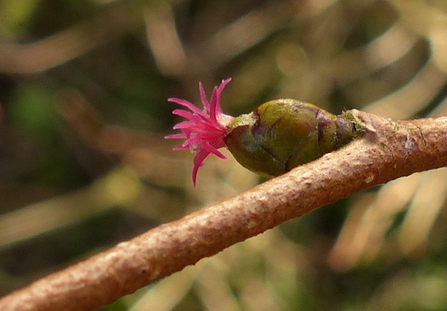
{"left": 224, "top": 99, "right": 362, "bottom": 176}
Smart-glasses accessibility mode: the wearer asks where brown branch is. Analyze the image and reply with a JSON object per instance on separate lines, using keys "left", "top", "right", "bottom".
{"left": 1, "top": 110, "right": 447, "bottom": 311}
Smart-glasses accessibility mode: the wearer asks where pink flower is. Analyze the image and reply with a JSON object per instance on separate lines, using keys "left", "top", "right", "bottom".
{"left": 165, "top": 78, "right": 234, "bottom": 186}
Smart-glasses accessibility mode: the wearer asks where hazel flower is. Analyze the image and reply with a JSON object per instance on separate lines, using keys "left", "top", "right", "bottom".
{"left": 165, "top": 78, "right": 234, "bottom": 186}
{"left": 167, "top": 78, "right": 363, "bottom": 186}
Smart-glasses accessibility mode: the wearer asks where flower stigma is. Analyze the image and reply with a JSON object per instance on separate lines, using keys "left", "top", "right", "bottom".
{"left": 165, "top": 78, "right": 234, "bottom": 186}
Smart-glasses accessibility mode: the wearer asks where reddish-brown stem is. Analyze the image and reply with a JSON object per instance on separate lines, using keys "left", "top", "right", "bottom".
{"left": 1, "top": 110, "right": 447, "bottom": 311}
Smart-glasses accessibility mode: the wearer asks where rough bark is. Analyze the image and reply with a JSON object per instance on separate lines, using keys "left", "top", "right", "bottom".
{"left": 1, "top": 110, "right": 447, "bottom": 311}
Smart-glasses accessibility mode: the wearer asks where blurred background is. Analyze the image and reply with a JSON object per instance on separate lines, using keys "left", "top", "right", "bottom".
{"left": 2, "top": 0, "right": 447, "bottom": 310}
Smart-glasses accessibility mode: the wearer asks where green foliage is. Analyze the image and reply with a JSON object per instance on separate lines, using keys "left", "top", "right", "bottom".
{"left": 9, "top": 83, "right": 56, "bottom": 140}
{"left": 0, "top": 0, "right": 40, "bottom": 37}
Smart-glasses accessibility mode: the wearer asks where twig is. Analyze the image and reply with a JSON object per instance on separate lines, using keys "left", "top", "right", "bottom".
{"left": 1, "top": 110, "right": 447, "bottom": 311}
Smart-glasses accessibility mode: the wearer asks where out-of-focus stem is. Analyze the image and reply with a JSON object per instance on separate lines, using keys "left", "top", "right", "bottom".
{"left": 1, "top": 110, "right": 447, "bottom": 311}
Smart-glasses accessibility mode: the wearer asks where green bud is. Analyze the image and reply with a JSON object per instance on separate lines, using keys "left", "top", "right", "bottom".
{"left": 224, "top": 99, "right": 362, "bottom": 176}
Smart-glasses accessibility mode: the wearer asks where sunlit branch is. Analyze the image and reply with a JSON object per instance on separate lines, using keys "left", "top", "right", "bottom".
{"left": 1, "top": 110, "right": 447, "bottom": 311}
